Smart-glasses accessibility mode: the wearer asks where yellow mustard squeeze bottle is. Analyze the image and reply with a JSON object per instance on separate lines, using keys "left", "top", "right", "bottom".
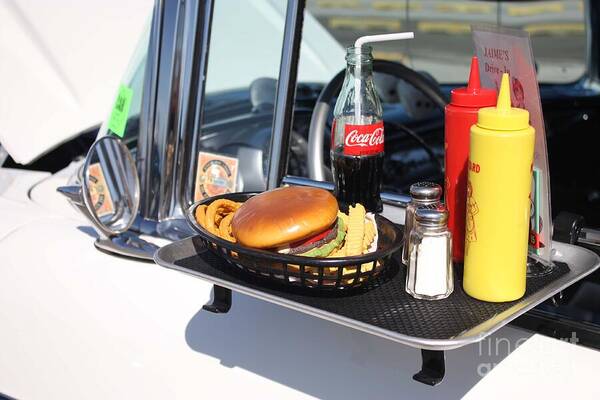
{"left": 463, "top": 73, "right": 535, "bottom": 302}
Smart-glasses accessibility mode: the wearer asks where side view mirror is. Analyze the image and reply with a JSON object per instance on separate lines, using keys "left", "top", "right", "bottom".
{"left": 83, "top": 135, "right": 140, "bottom": 235}
{"left": 58, "top": 136, "right": 157, "bottom": 260}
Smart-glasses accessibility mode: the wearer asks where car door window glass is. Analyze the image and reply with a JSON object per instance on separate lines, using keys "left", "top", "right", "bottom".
{"left": 194, "top": 0, "right": 289, "bottom": 199}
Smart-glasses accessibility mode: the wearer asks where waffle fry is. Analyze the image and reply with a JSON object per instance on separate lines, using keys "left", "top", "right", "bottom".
{"left": 362, "top": 218, "right": 376, "bottom": 252}
{"left": 345, "top": 204, "right": 366, "bottom": 256}
{"left": 330, "top": 208, "right": 377, "bottom": 258}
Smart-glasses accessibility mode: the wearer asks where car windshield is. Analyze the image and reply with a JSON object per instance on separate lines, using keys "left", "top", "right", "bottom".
{"left": 98, "top": 17, "right": 151, "bottom": 147}
{"left": 306, "top": 0, "right": 586, "bottom": 84}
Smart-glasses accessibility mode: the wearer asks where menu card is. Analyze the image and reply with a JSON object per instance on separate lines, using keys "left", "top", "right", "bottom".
{"left": 472, "top": 25, "right": 553, "bottom": 266}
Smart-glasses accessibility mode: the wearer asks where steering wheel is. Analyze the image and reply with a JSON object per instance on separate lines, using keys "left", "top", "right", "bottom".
{"left": 308, "top": 60, "right": 448, "bottom": 181}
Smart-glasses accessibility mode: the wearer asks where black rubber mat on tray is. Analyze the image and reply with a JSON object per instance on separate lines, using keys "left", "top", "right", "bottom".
{"left": 176, "top": 241, "right": 569, "bottom": 340}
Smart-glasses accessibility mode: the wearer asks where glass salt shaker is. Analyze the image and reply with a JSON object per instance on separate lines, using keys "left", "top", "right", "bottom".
{"left": 402, "top": 182, "right": 442, "bottom": 265}
{"left": 406, "top": 205, "right": 453, "bottom": 300}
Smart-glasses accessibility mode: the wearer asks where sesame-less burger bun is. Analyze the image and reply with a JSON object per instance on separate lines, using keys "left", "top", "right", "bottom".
{"left": 231, "top": 186, "right": 338, "bottom": 249}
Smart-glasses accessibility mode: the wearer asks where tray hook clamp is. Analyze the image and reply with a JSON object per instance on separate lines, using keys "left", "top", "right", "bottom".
{"left": 413, "top": 349, "right": 445, "bottom": 386}
{"left": 203, "top": 285, "right": 232, "bottom": 313}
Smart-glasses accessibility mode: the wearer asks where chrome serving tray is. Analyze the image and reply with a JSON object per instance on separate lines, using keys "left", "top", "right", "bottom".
{"left": 154, "top": 238, "right": 599, "bottom": 351}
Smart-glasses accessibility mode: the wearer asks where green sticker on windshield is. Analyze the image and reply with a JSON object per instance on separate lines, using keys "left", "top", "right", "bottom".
{"left": 108, "top": 84, "right": 133, "bottom": 138}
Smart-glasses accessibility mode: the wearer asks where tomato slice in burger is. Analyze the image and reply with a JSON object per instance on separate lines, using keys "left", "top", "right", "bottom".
{"left": 290, "top": 226, "right": 334, "bottom": 249}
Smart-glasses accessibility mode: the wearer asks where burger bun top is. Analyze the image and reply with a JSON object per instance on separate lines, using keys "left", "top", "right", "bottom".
{"left": 231, "top": 186, "right": 338, "bottom": 249}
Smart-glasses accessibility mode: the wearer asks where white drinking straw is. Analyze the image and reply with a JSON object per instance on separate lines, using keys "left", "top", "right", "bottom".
{"left": 354, "top": 32, "right": 414, "bottom": 48}
{"left": 352, "top": 32, "right": 414, "bottom": 122}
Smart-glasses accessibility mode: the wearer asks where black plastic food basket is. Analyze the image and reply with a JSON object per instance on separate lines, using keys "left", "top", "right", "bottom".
{"left": 186, "top": 192, "right": 404, "bottom": 290}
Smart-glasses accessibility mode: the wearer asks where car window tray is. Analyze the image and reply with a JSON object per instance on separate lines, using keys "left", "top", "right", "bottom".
{"left": 154, "top": 237, "right": 600, "bottom": 385}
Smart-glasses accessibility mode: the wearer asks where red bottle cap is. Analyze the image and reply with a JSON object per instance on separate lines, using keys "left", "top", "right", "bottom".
{"left": 450, "top": 56, "right": 497, "bottom": 107}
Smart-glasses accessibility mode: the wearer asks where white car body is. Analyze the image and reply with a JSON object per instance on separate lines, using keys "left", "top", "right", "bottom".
{"left": 0, "top": 1, "right": 599, "bottom": 399}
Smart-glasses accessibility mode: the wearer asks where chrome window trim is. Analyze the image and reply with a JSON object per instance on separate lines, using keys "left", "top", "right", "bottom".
{"left": 157, "top": 0, "right": 187, "bottom": 222}
{"left": 149, "top": 0, "right": 183, "bottom": 222}
{"left": 135, "top": 0, "right": 213, "bottom": 237}
{"left": 136, "top": 0, "right": 194, "bottom": 224}
{"left": 181, "top": 0, "right": 214, "bottom": 210}
{"left": 159, "top": 0, "right": 214, "bottom": 240}
{"left": 266, "top": 0, "right": 306, "bottom": 190}
{"left": 136, "top": 0, "right": 163, "bottom": 226}
{"left": 159, "top": 0, "right": 213, "bottom": 224}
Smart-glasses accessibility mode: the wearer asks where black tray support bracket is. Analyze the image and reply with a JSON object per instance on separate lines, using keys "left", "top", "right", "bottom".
{"left": 203, "top": 285, "right": 232, "bottom": 313}
{"left": 413, "top": 349, "right": 445, "bottom": 386}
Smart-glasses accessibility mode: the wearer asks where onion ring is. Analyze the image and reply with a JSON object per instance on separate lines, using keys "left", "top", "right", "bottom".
{"left": 219, "top": 213, "right": 236, "bottom": 242}
{"left": 205, "top": 199, "right": 241, "bottom": 236}
{"left": 194, "top": 205, "right": 207, "bottom": 228}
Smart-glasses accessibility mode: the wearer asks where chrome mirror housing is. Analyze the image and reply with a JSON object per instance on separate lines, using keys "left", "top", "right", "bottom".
{"left": 58, "top": 136, "right": 158, "bottom": 260}
{"left": 83, "top": 136, "right": 140, "bottom": 236}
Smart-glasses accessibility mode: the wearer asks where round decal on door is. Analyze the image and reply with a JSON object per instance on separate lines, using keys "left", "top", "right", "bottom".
{"left": 194, "top": 152, "right": 239, "bottom": 200}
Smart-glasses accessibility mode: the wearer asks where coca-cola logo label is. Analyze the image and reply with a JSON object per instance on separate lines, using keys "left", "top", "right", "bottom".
{"left": 343, "top": 122, "right": 384, "bottom": 156}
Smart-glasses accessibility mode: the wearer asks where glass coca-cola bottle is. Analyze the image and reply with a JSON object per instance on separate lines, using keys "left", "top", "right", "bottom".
{"left": 331, "top": 45, "right": 384, "bottom": 213}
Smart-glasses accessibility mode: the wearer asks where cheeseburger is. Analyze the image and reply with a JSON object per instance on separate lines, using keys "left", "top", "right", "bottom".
{"left": 231, "top": 186, "right": 345, "bottom": 256}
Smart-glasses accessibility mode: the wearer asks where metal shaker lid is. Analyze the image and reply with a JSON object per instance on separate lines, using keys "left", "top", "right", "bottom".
{"left": 415, "top": 204, "right": 448, "bottom": 226}
{"left": 409, "top": 182, "right": 442, "bottom": 201}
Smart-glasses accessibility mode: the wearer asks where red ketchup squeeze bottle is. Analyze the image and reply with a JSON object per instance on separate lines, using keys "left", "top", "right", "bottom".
{"left": 444, "top": 56, "right": 496, "bottom": 262}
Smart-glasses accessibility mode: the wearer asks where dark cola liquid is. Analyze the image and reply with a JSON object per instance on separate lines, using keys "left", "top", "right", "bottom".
{"left": 332, "top": 151, "right": 383, "bottom": 213}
